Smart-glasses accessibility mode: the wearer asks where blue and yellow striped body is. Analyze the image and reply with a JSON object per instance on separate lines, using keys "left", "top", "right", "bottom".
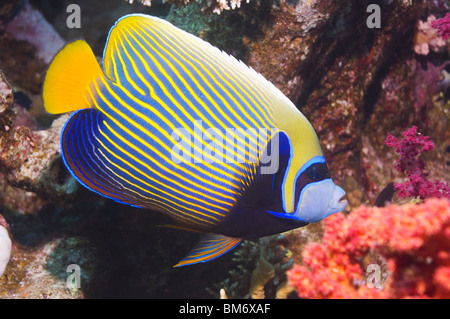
{"left": 43, "top": 15, "right": 347, "bottom": 267}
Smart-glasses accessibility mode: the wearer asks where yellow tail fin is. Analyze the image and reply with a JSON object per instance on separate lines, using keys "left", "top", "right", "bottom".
{"left": 43, "top": 40, "right": 103, "bottom": 114}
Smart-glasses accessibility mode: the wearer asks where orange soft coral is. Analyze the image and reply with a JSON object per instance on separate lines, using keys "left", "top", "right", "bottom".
{"left": 287, "top": 198, "right": 450, "bottom": 298}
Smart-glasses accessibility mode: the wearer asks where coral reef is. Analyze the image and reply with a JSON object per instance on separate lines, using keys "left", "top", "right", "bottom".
{"left": 287, "top": 198, "right": 450, "bottom": 299}
{"left": 207, "top": 234, "right": 294, "bottom": 299}
{"left": 246, "top": 0, "right": 447, "bottom": 208}
{"left": 166, "top": 0, "right": 271, "bottom": 61}
{"left": 248, "top": 247, "right": 275, "bottom": 299}
{"left": 0, "top": 3, "right": 80, "bottom": 205}
{"left": 0, "top": 0, "right": 448, "bottom": 299}
{"left": 0, "top": 110, "right": 78, "bottom": 202}
{"left": 5, "top": 1, "right": 64, "bottom": 64}
{"left": 126, "top": 0, "right": 249, "bottom": 14}
{"left": 0, "top": 214, "right": 11, "bottom": 277}
{"left": 126, "top": 0, "right": 153, "bottom": 7}
{"left": 0, "top": 236, "right": 90, "bottom": 298}
{"left": 0, "top": 81, "right": 78, "bottom": 204}
{"left": 209, "top": 224, "right": 326, "bottom": 299}
{"left": 0, "top": 72, "right": 46, "bottom": 214}
{"left": 0, "top": 0, "right": 64, "bottom": 124}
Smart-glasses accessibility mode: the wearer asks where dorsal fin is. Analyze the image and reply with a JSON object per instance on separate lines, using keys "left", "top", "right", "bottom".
{"left": 101, "top": 14, "right": 274, "bottom": 93}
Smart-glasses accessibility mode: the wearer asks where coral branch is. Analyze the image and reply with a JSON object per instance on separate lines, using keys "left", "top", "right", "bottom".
{"left": 384, "top": 126, "right": 450, "bottom": 200}
{"left": 431, "top": 13, "right": 450, "bottom": 40}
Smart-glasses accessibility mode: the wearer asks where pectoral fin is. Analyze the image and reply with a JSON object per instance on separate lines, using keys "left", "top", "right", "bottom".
{"left": 174, "top": 234, "right": 241, "bottom": 267}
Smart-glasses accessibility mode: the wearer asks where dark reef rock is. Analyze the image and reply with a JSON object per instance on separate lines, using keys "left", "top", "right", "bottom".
{"left": 245, "top": 0, "right": 447, "bottom": 206}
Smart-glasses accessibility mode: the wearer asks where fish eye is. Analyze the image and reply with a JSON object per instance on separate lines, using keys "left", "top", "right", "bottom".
{"left": 305, "top": 164, "right": 329, "bottom": 181}
{"left": 306, "top": 166, "right": 320, "bottom": 181}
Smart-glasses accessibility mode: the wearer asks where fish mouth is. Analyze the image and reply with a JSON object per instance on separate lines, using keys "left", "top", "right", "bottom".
{"left": 329, "top": 185, "right": 348, "bottom": 212}
{"left": 331, "top": 199, "right": 348, "bottom": 213}
{"left": 337, "top": 198, "right": 348, "bottom": 210}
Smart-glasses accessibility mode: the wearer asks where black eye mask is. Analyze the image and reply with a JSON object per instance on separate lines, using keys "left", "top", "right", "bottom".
{"left": 294, "top": 163, "right": 331, "bottom": 208}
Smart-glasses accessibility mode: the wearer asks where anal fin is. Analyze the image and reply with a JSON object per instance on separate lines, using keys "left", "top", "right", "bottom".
{"left": 174, "top": 234, "right": 241, "bottom": 267}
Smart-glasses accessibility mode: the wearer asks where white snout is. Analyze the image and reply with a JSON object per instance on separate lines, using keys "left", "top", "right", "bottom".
{"left": 329, "top": 184, "right": 348, "bottom": 212}
{"left": 295, "top": 179, "right": 347, "bottom": 223}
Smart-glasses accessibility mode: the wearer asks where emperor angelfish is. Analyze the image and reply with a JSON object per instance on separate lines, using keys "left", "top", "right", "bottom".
{"left": 43, "top": 14, "right": 347, "bottom": 267}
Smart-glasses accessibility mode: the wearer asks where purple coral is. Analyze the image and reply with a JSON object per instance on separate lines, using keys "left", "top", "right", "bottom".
{"left": 385, "top": 126, "right": 450, "bottom": 200}
{"left": 431, "top": 13, "right": 450, "bottom": 40}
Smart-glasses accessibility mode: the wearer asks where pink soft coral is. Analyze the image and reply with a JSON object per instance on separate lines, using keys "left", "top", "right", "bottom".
{"left": 287, "top": 198, "right": 450, "bottom": 298}
{"left": 385, "top": 126, "right": 450, "bottom": 200}
{"left": 431, "top": 13, "right": 450, "bottom": 40}
{"left": 414, "top": 15, "right": 446, "bottom": 55}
